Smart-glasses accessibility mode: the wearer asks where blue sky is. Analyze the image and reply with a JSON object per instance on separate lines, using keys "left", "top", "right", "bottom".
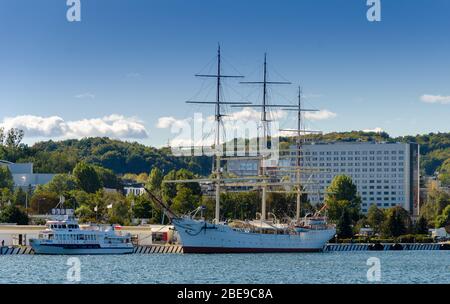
{"left": 0, "top": 0, "right": 449, "bottom": 147}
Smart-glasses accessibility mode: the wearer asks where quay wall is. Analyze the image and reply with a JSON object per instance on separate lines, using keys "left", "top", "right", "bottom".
{"left": 0, "top": 245, "right": 183, "bottom": 255}
{"left": 324, "top": 243, "right": 449, "bottom": 251}
{"left": 1, "top": 243, "right": 449, "bottom": 255}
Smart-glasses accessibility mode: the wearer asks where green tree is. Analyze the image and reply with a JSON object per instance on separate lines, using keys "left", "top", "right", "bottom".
{"left": 0, "top": 188, "right": 12, "bottom": 207}
{"left": 73, "top": 162, "right": 102, "bottom": 193}
{"left": 30, "top": 191, "right": 59, "bottom": 214}
{"left": 435, "top": 205, "right": 450, "bottom": 228}
{"left": 2, "top": 128, "right": 25, "bottom": 162}
{"left": 383, "top": 206, "right": 411, "bottom": 237}
{"left": 0, "top": 166, "right": 14, "bottom": 190}
{"left": 175, "top": 169, "right": 202, "bottom": 195}
{"left": 420, "top": 184, "right": 450, "bottom": 226}
{"left": 161, "top": 170, "right": 177, "bottom": 201}
{"left": 94, "top": 166, "right": 122, "bottom": 190}
{"left": 108, "top": 199, "right": 131, "bottom": 225}
{"left": 132, "top": 196, "right": 153, "bottom": 219}
{"left": 4, "top": 128, "right": 24, "bottom": 148}
{"left": 336, "top": 207, "right": 353, "bottom": 238}
{"left": 45, "top": 174, "right": 78, "bottom": 195}
{"left": 147, "top": 167, "right": 163, "bottom": 193}
{"left": 220, "top": 192, "right": 260, "bottom": 221}
{"left": 13, "top": 187, "right": 27, "bottom": 207}
{"left": 414, "top": 215, "right": 429, "bottom": 234}
{"left": 325, "top": 175, "right": 361, "bottom": 222}
{"left": 438, "top": 159, "right": 450, "bottom": 187}
{"left": 66, "top": 189, "right": 93, "bottom": 209}
{"left": 0, "top": 205, "right": 29, "bottom": 224}
{"left": 171, "top": 187, "right": 200, "bottom": 215}
{"left": 367, "top": 204, "right": 385, "bottom": 233}
{"left": 75, "top": 205, "right": 96, "bottom": 223}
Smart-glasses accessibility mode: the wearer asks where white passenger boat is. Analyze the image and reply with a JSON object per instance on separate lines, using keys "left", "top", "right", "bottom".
{"left": 30, "top": 216, "right": 134, "bottom": 255}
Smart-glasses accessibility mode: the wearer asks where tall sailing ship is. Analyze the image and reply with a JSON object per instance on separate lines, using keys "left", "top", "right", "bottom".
{"left": 146, "top": 46, "right": 336, "bottom": 253}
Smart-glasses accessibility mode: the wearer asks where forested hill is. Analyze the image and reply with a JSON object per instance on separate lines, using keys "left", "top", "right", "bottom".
{"left": 2, "top": 131, "right": 450, "bottom": 178}
{"left": 15, "top": 137, "right": 212, "bottom": 176}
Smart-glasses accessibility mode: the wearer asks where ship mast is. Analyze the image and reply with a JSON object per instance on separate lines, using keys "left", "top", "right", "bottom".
{"left": 240, "top": 54, "right": 291, "bottom": 221}
{"left": 186, "top": 45, "right": 248, "bottom": 224}
{"left": 280, "top": 87, "right": 320, "bottom": 222}
{"left": 295, "top": 86, "right": 302, "bottom": 222}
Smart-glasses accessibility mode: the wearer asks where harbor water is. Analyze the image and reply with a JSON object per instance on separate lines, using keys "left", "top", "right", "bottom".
{"left": 0, "top": 251, "right": 448, "bottom": 284}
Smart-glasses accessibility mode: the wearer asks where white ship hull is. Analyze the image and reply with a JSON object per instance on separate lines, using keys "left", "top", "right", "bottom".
{"left": 173, "top": 218, "right": 336, "bottom": 253}
{"left": 30, "top": 241, "right": 134, "bottom": 255}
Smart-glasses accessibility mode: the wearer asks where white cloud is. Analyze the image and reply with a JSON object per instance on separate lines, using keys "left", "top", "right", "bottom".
{"left": 156, "top": 116, "right": 178, "bottom": 129}
{"left": 0, "top": 115, "right": 148, "bottom": 139}
{"left": 223, "top": 107, "right": 287, "bottom": 122}
{"left": 157, "top": 108, "right": 290, "bottom": 131}
{"left": 75, "top": 92, "right": 95, "bottom": 99}
{"left": 156, "top": 116, "right": 194, "bottom": 129}
{"left": 420, "top": 94, "right": 450, "bottom": 104}
{"left": 363, "top": 127, "right": 384, "bottom": 133}
{"left": 304, "top": 109, "right": 337, "bottom": 121}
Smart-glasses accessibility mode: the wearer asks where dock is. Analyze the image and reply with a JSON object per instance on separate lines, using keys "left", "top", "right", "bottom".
{"left": 324, "top": 243, "right": 450, "bottom": 251}
{"left": 0, "top": 245, "right": 183, "bottom": 255}
{"left": 1, "top": 243, "right": 449, "bottom": 255}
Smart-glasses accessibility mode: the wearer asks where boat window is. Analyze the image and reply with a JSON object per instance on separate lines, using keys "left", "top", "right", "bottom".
{"left": 48, "top": 234, "right": 54, "bottom": 239}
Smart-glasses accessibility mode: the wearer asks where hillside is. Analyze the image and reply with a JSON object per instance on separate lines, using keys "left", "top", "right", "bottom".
{"left": 2, "top": 131, "right": 450, "bottom": 179}
{"left": 13, "top": 137, "right": 212, "bottom": 176}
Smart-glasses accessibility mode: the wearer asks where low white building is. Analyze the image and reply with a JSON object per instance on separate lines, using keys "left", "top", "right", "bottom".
{"left": 124, "top": 186, "right": 146, "bottom": 196}
{"left": 0, "top": 160, "right": 55, "bottom": 189}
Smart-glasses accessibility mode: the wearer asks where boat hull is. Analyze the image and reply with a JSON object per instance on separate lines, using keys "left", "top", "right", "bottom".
{"left": 30, "top": 242, "right": 134, "bottom": 255}
{"left": 183, "top": 246, "right": 322, "bottom": 253}
{"left": 173, "top": 218, "right": 335, "bottom": 254}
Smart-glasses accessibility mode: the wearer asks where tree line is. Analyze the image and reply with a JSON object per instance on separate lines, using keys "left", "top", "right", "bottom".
{"left": 324, "top": 175, "right": 449, "bottom": 241}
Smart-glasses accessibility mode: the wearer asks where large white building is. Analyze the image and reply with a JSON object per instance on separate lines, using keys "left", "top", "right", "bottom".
{"left": 0, "top": 160, "right": 55, "bottom": 189}
{"left": 227, "top": 142, "right": 420, "bottom": 215}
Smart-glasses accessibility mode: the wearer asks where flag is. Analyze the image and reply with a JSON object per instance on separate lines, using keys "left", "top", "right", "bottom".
{"left": 107, "top": 203, "right": 113, "bottom": 209}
